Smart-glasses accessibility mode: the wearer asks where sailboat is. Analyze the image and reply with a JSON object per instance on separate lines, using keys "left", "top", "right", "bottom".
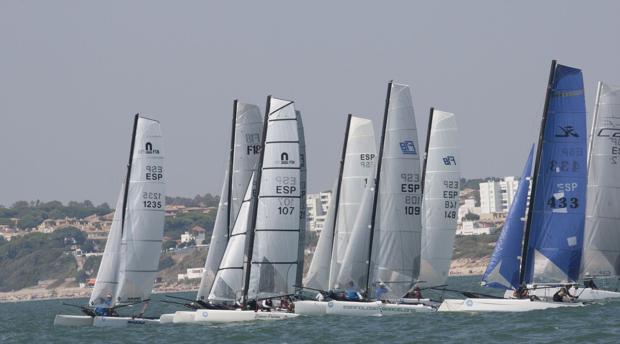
{"left": 54, "top": 114, "right": 166, "bottom": 326}
{"left": 159, "top": 101, "right": 262, "bottom": 323}
{"left": 439, "top": 61, "right": 587, "bottom": 312}
{"left": 164, "top": 96, "right": 305, "bottom": 323}
{"left": 294, "top": 115, "right": 377, "bottom": 315}
{"left": 324, "top": 81, "right": 434, "bottom": 316}
{"left": 518, "top": 82, "right": 620, "bottom": 300}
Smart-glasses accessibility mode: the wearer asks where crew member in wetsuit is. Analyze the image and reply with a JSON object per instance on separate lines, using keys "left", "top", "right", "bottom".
{"left": 553, "top": 285, "right": 575, "bottom": 302}
{"left": 375, "top": 282, "right": 389, "bottom": 302}
{"left": 345, "top": 281, "right": 362, "bottom": 301}
{"left": 94, "top": 293, "right": 117, "bottom": 316}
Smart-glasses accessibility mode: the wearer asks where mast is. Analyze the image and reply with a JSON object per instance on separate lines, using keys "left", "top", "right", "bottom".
{"left": 121, "top": 114, "right": 139, "bottom": 234}
{"left": 241, "top": 96, "right": 270, "bottom": 305}
{"left": 226, "top": 100, "right": 238, "bottom": 237}
{"left": 587, "top": 82, "right": 603, "bottom": 168}
{"left": 519, "top": 60, "right": 557, "bottom": 286}
{"left": 364, "top": 81, "right": 392, "bottom": 293}
{"left": 420, "top": 108, "right": 435, "bottom": 195}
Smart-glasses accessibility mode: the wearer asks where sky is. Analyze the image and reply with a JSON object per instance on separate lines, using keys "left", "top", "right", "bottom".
{"left": 1, "top": 1, "right": 619, "bottom": 206}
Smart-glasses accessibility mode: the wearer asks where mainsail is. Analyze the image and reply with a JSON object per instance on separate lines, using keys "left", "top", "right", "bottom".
{"left": 523, "top": 62, "right": 587, "bottom": 284}
{"left": 581, "top": 82, "right": 620, "bottom": 278}
{"left": 369, "top": 82, "right": 423, "bottom": 298}
{"left": 197, "top": 102, "right": 262, "bottom": 301}
{"left": 115, "top": 115, "right": 166, "bottom": 304}
{"left": 482, "top": 145, "right": 534, "bottom": 289}
{"left": 246, "top": 97, "right": 306, "bottom": 300}
{"left": 418, "top": 109, "right": 460, "bottom": 288}
{"left": 328, "top": 116, "right": 377, "bottom": 289}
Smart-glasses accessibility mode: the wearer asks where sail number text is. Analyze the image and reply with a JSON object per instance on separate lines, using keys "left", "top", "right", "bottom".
{"left": 145, "top": 165, "right": 163, "bottom": 181}
{"left": 360, "top": 153, "right": 376, "bottom": 168}
{"left": 401, "top": 173, "right": 421, "bottom": 216}
{"left": 275, "top": 176, "right": 297, "bottom": 194}
{"left": 142, "top": 192, "right": 163, "bottom": 209}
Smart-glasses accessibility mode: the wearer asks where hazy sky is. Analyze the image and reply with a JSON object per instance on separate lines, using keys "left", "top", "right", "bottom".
{"left": 1, "top": 1, "right": 619, "bottom": 206}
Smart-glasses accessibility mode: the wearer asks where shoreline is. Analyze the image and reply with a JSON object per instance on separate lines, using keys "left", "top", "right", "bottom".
{"left": 0, "top": 258, "right": 490, "bottom": 304}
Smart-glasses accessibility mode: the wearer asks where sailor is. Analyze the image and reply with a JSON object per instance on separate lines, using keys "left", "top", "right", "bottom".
{"left": 411, "top": 286, "right": 423, "bottom": 299}
{"left": 94, "top": 293, "right": 114, "bottom": 316}
{"left": 314, "top": 292, "right": 325, "bottom": 301}
{"left": 553, "top": 285, "right": 575, "bottom": 302}
{"left": 375, "top": 282, "right": 389, "bottom": 302}
{"left": 261, "top": 298, "right": 274, "bottom": 311}
{"left": 345, "top": 281, "right": 362, "bottom": 301}
{"left": 584, "top": 279, "right": 598, "bottom": 289}
{"left": 513, "top": 286, "right": 529, "bottom": 299}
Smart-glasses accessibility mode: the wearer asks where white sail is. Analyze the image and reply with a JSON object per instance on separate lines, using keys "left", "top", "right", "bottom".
{"left": 370, "top": 82, "right": 423, "bottom": 299}
{"left": 303, "top": 181, "right": 337, "bottom": 291}
{"left": 418, "top": 110, "right": 460, "bottom": 288}
{"left": 208, "top": 174, "right": 255, "bottom": 302}
{"left": 581, "top": 82, "right": 620, "bottom": 278}
{"left": 197, "top": 103, "right": 262, "bottom": 301}
{"left": 334, "top": 181, "right": 375, "bottom": 290}
{"left": 116, "top": 116, "right": 166, "bottom": 304}
{"left": 89, "top": 186, "right": 124, "bottom": 306}
{"left": 247, "top": 97, "right": 305, "bottom": 300}
{"left": 328, "top": 117, "right": 377, "bottom": 289}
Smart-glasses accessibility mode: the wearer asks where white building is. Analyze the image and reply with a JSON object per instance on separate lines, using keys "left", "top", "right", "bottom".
{"left": 479, "top": 177, "right": 521, "bottom": 215}
{"left": 178, "top": 267, "right": 205, "bottom": 281}
{"left": 456, "top": 221, "right": 497, "bottom": 236}
{"left": 306, "top": 190, "right": 332, "bottom": 232}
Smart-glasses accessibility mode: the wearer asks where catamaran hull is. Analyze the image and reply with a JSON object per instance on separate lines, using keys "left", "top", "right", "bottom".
{"left": 54, "top": 315, "right": 159, "bottom": 327}
{"left": 438, "top": 298, "right": 583, "bottom": 312}
{"left": 53, "top": 315, "right": 94, "bottom": 326}
{"left": 294, "top": 300, "right": 328, "bottom": 315}
{"left": 159, "top": 310, "right": 299, "bottom": 323}
{"left": 503, "top": 287, "right": 620, "bottom": 301}
{"left": 325, "top": 300, "right": 434, "bottom": 316}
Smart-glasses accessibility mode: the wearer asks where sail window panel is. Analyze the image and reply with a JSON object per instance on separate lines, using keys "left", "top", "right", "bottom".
{"left": 255, "top": 198, "right": 301, "bottom": 231}
{"left": 252, "top": 231, "right": 300, "bottom": 263}
{"left": 259, "top": 169, "right": 301, "bottom": 197}
{"left": 248, "top": 262, "right": 297, "bottom": 299}
{"left": 262, "top": 143, "right": 300, "bottom": 169}
{"left": 371, "top": 230, "right": 422, "bottom": 295}
{"left": 116, "top": 271, "right": 157, "bottom": 303}
{"left": 265, "top": 120, "right": 298, "bottom": 143}
{"left": 209, "top": 269, "right": 243, "bottom": 301}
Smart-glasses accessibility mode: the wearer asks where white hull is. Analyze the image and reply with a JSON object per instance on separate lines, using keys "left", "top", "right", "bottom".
{"left": 294, "top": 300, "right": 328, "bottom": 315}
{"left": 438, "top": 298, "right": 583, "bottom": 312}
{"left": 503, "top": 287, "right": 620, "bottom": 301}
{"left": 160, "top": 309, "right": 299, "bottom": 324}
{"left": 325, "top": 300, "right": 434, "bottom": 316}
{"left": 54, "top": 314, "right": 159, "bottom": 327}
{"left": 54, "top": 315, "right": 94, "bottom": 326}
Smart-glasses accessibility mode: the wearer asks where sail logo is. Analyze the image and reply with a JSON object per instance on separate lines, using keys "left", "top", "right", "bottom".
{"left": 139, "top": 142, "right": 160, "bottom": 154}
{"left": 598, "top": 128, "right": 620, "bottom": 137}
{"left": 555, "top": 126, "right": 579, "bottom": 138}
{"left": 399, "top": 141, "right": 417, "bottom": 155}
{"left": 443, "top": 156, "right": 457, "bottom": 165}
{"left": 279, "top": 152, "right": 296, "bottom": 165}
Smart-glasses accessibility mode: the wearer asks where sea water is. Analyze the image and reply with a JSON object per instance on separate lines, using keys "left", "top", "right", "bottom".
{"left": 1, "top": 276, "right": 619, "bottom": 344}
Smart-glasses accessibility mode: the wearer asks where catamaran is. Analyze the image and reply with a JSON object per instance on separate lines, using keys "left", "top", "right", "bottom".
{"left": 163, "top": 96, "right": 306, "bottom": 323}
{"left": 295, "top": 114, "right": 377, "bottom": 315}
{"left": 159, "top": 101, "right": 263, "bottom": 323}
{"left": 318, "top": 81, "right": 435, "bottom": 316}
{"left": 54, "top": 114, "right": 166, "bottom": 326}
{"left": 513, "top": 82, "right": 620, "bottom": 301}
{"left": 439, "top": 61, "right": 587, "bottom": 312}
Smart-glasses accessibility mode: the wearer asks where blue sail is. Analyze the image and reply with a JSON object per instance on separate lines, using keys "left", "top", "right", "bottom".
{"left": 482, "top": 145, "right": 534, "bottom": 290}
{"left": 524, "top": 64, "right": 588, "bottom": 283}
